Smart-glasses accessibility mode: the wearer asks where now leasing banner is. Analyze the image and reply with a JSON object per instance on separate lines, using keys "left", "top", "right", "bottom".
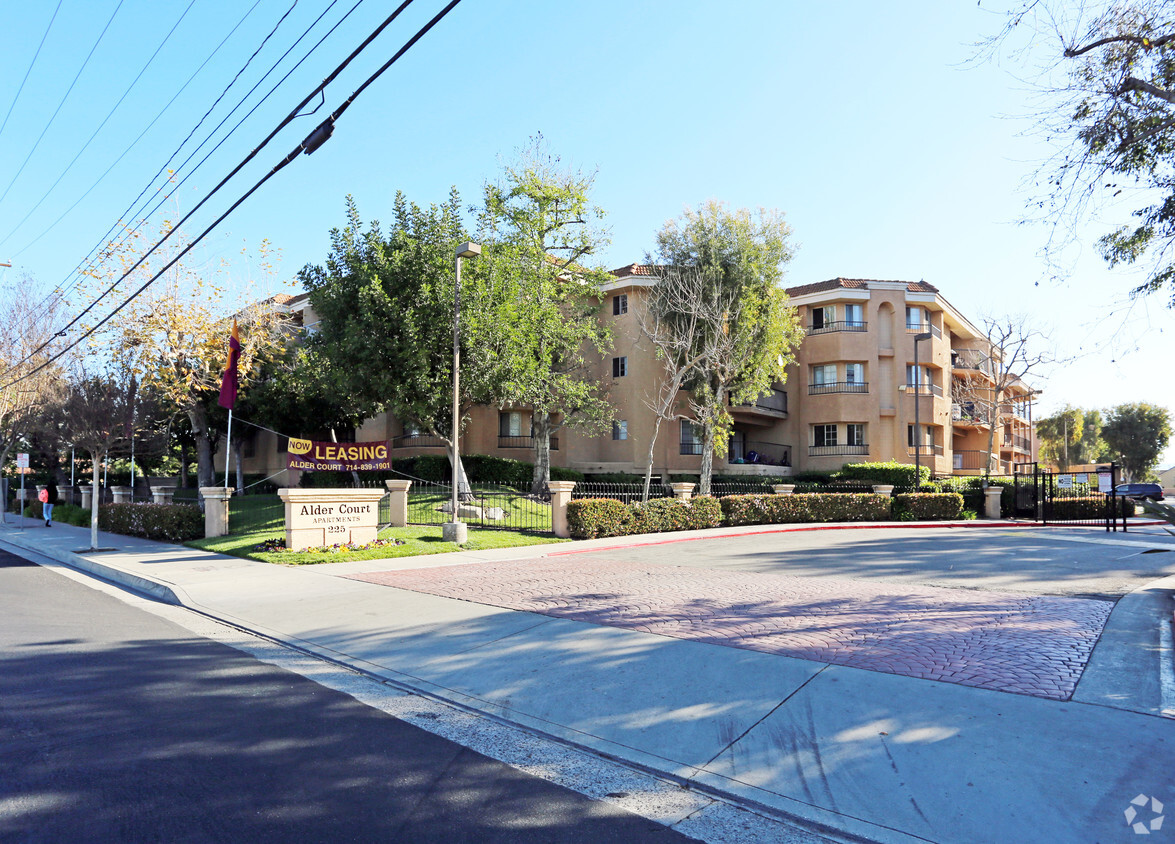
{"left": 286, "top": 439, "right": 394, "bottom": 472}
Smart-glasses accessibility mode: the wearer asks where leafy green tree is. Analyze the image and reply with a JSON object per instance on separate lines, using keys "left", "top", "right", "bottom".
{"left": 301, "top": 192, "right": 494, "bottom": 489}
{"left": 1102, "top": 402, "right": 1172, "bottom": 480}
{"left": 647, "top": 200, "right": 803, "bottom": 494}
{"left": 990, "top": 1, "right": 1175, "bottom": 303}
{"left": 477, "top": 138, "right": 614, "bottom": 491}
{"left": 1037, "top": 405, "right": 1085, "bottom": 470}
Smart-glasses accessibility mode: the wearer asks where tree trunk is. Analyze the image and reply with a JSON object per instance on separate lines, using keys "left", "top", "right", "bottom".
{"left": 0, "top": 441, "right": 11, "bottom": 524}
{"left": 188, "top": 404, "right": 215, "bottom": 491}
{"left": 699, "top": 421, "right": 716, "bottom": 496}
{"left": 89, "top": 447, "right": 102, "bottom": 551}
{"left": 642, "top": 416, "right": 665, "bottom": 503}
{"left": 179, "top": 441, "right": 190, "bottom": 488}
{"left": 530, "top": 413, "right": 552, "bottom": 493}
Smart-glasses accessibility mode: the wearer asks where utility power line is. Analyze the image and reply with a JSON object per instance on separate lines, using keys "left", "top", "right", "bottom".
{"left": 3, "top": 0, "right": 464, "bottom": 388}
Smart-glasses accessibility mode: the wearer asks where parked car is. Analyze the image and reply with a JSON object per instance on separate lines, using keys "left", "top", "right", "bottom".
{"left": 1112, "top": 482, "right": 1164, "bottom": 501}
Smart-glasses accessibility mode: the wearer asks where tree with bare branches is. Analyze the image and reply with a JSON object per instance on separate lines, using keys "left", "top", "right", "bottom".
{"left": 0, "top": 274, "right": 68, "bottom": 521}
{"left": 60, "top": 364, "right": 135, "bottom": 550}
{"left": 648, "top": 202, "right": 803, "bottom": 495}
{"left": 988, "top": 1, "right": 1175, "bottom": 302}
{"left": 633, "top": 266, "right": 737, "bottom": 502}
{"left": 950, "top": 316, "right": 1053, "bottom": 479}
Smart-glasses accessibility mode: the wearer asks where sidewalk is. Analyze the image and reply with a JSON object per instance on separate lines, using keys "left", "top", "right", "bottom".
{"left": 2, "top": 514, "right": 1173, "bottom": 843}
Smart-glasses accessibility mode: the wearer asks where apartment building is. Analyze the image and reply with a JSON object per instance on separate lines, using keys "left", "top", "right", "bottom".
{"left": 226, "top": 270, "right": 1038, "bottom": 481}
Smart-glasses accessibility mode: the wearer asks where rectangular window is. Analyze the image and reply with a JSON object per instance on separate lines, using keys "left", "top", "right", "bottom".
{"left": 845, "top": 363, "right": 864, "bottom": 384}
{"left": 499, "top": 411, "right": 525, "bottom": 437}
{"left": 811, "top": 363, "right": 837, "bottom": 385}
{"left": 844, "top": 303, "right": 863, "bottom": 326}
{"left": 813, "top": 424, "right": 838, "bottom": 447}
{"left": 905, "top": 364, "right": 929, "bottom": 388}
{"left": 906, "top": 306, "right": 926, "bottom": 330}
{"left": 612, "top": 294, "right": 628, "bottom": 315}
{"left": 680, "top": 420, "right": 703, "bottom": 454}
{"left": 811, "top": 305, "right": 833, "bottom": 329}
{"left": 612, "top": 356, "right": 627, "bottom": 377}
{"left": 907, "top": 424, "right": 930, "bottom": 447}
{"left": 846, "top": 424, "right": 865, "bottom": 446}
{"left": 612, "top": 420, "right": 628, "bottom": 441}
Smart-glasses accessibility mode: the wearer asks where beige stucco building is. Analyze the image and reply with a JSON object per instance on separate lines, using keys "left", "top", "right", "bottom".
{"left": 227, "top": 269, "right": 1038, "bottom": 482}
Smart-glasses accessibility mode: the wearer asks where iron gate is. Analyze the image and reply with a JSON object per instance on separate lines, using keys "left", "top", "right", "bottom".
{"left": 1013, "top": 463, "right": 1125, "bottom": 531}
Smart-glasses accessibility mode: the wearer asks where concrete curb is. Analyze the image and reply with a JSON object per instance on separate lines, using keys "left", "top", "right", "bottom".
{"left": 0, "top": 529, "right": 189, "bottom": 606}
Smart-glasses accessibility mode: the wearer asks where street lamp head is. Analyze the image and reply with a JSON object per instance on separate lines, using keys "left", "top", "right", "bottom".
{"left": 456, "top": 242, "right": 481, "bottom": 259}
{"left": 914, "top": 332, "right": 933, "bottom": 342}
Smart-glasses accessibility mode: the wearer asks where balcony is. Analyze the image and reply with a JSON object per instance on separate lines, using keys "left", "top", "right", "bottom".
{"left": 809, "top": 381, "right": 868, "bottom": 396}
{"left": 952, "top": 449, "right": 996, "bottom": 472}
{"left": 680, "top": 440, "right": 703, "bottom": 456}
{"left": 392, "top": 434, "right": 446, "bottom": 449}
{"left": 951, "top": 349, "right": 993, "bottom": 377}
{"left": 731, "top": 387, "right": 788, "bottom": 416}
{"left": 808, "top": 444, "right": 869, "bottom": 457}
{"left": 808, "top": 320, "right": 867, "bottom": 335}
{"left": 951, "top": 403, "right": 991, "bottom": 426}
{"left": 902, "top": 382, "right": 943, "bottom": 397}
{"left": 906, "top": 322, "right": 942, "bottom": 339}
{"left": 499, "top": 435, "right": 558, "bottom": 450}
{"left": 907, "top": 444, "right": 945, "bottom": 456}
{"left": 728, "top": 440, "right": 792, "bottom": 468}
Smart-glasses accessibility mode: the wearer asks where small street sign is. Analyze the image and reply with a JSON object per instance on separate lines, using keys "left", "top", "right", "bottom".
{"left": 15, "top": 453, "right": 29, "bottom": 470}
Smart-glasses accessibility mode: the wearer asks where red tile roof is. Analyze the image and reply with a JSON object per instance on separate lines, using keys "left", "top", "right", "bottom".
{"left": 784, "top": 277, "right": 939, "bottom": 297}
{"left": 611, "top": 263, "right": 659, "bottom": 277}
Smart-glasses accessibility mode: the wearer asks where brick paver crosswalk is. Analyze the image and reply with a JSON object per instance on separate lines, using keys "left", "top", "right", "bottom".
{"left": 347, "top": 558, "right": 1113, "bottom": 700}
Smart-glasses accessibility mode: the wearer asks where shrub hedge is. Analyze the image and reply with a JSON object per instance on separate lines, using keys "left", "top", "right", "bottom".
{"left": 566, "top": 495, "right": 724, "bottom": 539}
{"left": 839, "top": 461, "right": 929, "bottom": 488}
{"left": 891, "top": 493, "right": 964, "bottom": 521}
{"left": 566, "top": 498, "right": 629, "bottom": 539}
{"left": 98, "top": 503, "right": 204, "bottom": 542}
{"left": 721, "top": 493, "right": 892, "bottom": 526}
{"left": 1049, "top": 496, "right": 1112, "bottom": 520}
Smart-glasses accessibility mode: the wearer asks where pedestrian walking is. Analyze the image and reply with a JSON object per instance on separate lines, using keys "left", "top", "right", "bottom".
{"left": 42, "top": 479, "right": 57, "bottom": 527}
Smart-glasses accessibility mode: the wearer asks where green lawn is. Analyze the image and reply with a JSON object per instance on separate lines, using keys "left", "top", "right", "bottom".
{"left": 187, "top": 523, "right": 566, "bottom": 565}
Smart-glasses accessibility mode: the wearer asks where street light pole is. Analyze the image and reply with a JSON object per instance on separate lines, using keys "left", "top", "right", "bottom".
{"left": 444, "top": 242, "right": 481, "bottom": 545}
{"left": 911, "top": 331, "right": 933, "bottom": 484}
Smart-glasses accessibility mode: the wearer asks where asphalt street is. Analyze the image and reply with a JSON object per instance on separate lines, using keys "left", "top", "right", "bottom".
{"left": 0, "top": 549, "right": 697, "bottom": 844}
{"left": 567, "top": 526, "right": 1175, "bottom": 600}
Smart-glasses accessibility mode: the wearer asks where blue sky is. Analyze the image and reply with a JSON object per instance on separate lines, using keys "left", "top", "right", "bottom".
{"left": 1, "top": 0, "right": 1171, "bottom": 462}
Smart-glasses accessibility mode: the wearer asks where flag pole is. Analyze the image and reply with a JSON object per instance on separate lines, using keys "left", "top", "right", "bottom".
{"left": 224, "top": 409, "right": 233, "bottom": 491}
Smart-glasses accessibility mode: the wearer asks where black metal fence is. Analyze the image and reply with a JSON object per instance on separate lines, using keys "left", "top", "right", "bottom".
{"left": 407, "top": 480, "right": 554, "bottom": 533}
{"left": 570, "top": 482, "right": 674, "bottom": 504}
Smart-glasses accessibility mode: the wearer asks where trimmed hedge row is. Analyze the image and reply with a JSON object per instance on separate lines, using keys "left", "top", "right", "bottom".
{"left": 98, "top": 503, "right": 204, "bottom": 542}
{"left": 892, "top": 492, "right": 964, "bottom": 521}
{"left": 721, "top": 493, "right": 892, "bottom": 526}
{"left": 566, "top": 496, "right": 723, "bottom": 540}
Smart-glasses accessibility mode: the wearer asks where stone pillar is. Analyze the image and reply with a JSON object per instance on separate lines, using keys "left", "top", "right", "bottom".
{"left": 670, "top": 482, "right": 696, "bottom": 500}
{"left": 79, "top": 485, "right": 94, "bottom": 509}
{"left": 58, "top": 485, "right": 75, "bottom": 506}
{"left": 277, "top": 487, "right": 388, "bottom": 551}
{"left": 872, "top": 484, "right": 895, "bottom": 496}
{"left": 984, "top": 487, "right": 1003, "bottom": 520}
{"left": 548, "top": 481, "right": 577, "bottom": 539}
{"left": 201, "top": 487, "right": 234, "bottom": 538}
{"left": 151, "top": 486, "right": 176, "bottom": 505}
{"left": 773, "top": 484, "right": 796, "bottom": 496}
{"left": 384, "top": 479, "right": 412, "bottom": 528}
{"left": 111, "top": 485, "right": 133, "bottom": 504}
